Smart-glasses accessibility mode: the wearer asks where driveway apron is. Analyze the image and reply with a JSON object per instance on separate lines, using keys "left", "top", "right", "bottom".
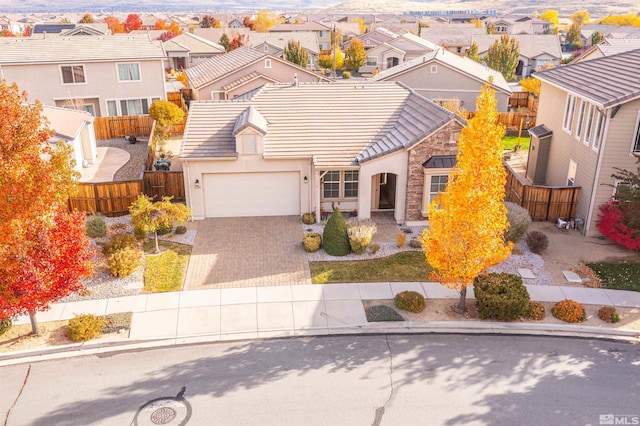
{"left": 184, "top": 216, "right": 312, "bottom": 289}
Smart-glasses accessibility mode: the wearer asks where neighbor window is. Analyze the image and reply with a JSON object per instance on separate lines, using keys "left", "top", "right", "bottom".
{"left": 633, "top": 111, "right": 640, "bottom": 154}
{"left": 429, "top": 175, "right": 448, "bottom": 204}
{"left": 366, "top": 56, "right": 377, "bottom": 66}
{"left": 344, "top": 171, "right": 359, "bottom": 198}
{"left": 117, "top": 63, "right": 141, "bottom": 82}
{"left": 61, "top": 65, "right": 86, "bottom": 84}
{"left": 592, "top": 109, "right": 605, "bottom": 151}
{"left": 430, "top": 65, "right": 438, "bottom": 73}
{"left": 575, "top": 100, "right": 586, "bottom": 141}
{"left": 106, "top": 97, "right": 158, "bottom": 116}
{"left": 567, "top": 160, "right": 577, "bottom": 187}
{"left": 322, "top": 171, "right": 340, "bottom": 199}
{"left": 264, "top": 59, "right": 272, "bottom": 68}
{"left": 563, "top": 94, "right": 576, "bottom": 133}
{"left": 583, "top": 104, "right": 595, "bottom": 145}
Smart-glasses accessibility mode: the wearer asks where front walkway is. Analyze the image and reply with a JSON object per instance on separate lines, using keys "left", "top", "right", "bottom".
{"left": 184, "top": 216, "right": 312, "bottom": 289}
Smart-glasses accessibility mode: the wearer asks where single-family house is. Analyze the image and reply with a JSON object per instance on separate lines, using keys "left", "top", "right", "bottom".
{"left": 0, "top": 35, "right": 167, "bottom": 117}
{"left": 184, "top": 46, "right": 331, "bottom": 101}
{"left": 191, "top": 27, "right": 251, "bottom": 46}
{"left": 472, "top": 34, "right": 562, "bottom": 77}
{"left": 342, "top": 27, "right": 397, "bottom": 51}
{"left": 573, "top": 38, "right": 640, "bottom": 63}
{"left": 527, "top": 49, "right": 640, "bottom": 236}
{"left": 180, "top": 81, "right": 464, "bottom": 224}
{"left": 358, "top": 31, "right": 439, "bottom": 74}
{"left": 163, "top": 32, "right": 225, "bottom": 69}
{"left": 580, "top": 25, "right": 640, "bottom": 47}
{"left": 248, "top": 31, "right": 320, "bottom": 69}
{"left": 43, "top": 105, "right": 98, "bottom": 175}
{"left": 372, "top": 48, "right": 512, "bottom": 111}
{"left": 270, "top": 21, "right": 332, "bottom": 51}
{"left": 419, "top": 24, "right": 487, "bottom": 55}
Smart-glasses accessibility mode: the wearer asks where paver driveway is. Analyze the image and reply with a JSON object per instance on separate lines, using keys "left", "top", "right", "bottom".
{"left": 184, "top": 216, "right": 312, "bottom": 289}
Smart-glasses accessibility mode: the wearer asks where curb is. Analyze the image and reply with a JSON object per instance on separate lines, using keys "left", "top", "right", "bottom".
{"left": 1, "top": 322, "right": 638, "bottom": 367}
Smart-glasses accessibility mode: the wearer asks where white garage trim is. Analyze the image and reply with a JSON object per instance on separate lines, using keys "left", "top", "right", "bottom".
{"left": 203, "top": 172, "right": 300, "bottom": 217}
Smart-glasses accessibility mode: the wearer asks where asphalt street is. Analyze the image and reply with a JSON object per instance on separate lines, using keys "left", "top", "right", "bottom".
{"left": 2, "top": 334, "right": 639, "bottom": 426}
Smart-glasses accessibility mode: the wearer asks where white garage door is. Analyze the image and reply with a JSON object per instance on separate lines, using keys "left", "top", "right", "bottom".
{"left": 203, "top": 172, "right": 300, "bottom": 217}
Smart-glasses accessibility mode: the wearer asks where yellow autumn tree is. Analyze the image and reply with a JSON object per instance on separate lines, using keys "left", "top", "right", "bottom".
{"left": 422, "top": 79, "right": 513, "bottom": 312}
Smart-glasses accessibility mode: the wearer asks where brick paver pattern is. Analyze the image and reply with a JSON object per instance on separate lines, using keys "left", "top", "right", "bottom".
{"left": 184, "top": 216, "right": 312, "bottom": 289}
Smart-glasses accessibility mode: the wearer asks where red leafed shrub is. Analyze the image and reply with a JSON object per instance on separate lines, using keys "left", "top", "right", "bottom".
{"left": 596, "top": 201, "right": 640, "bottom": 251}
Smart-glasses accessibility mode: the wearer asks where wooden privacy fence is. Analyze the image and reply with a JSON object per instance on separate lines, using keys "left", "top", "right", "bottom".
{"left": 94, "top": 114, "right": 187, "bottom": 141}
{"left": 504, "top": 163, "right": 580, "bottom": 222}
{"left": 462, "top": 111, "right": 537, "bottom": 129}
{"left": 69, "top": 172, "right": 185, "bottom": 217}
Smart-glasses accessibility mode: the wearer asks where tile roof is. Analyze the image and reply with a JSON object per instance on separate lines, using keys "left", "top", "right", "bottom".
{"left": 597, "top": 38, "right": 640, "bottom": 56}
{"left": 0, "top": 36, "right": 165, "bottom": 64}
{"left": 181, "top": 82, "right": 462, "bottom": 167}
{"left": 472, "top": 34, "right": 562, "bottom": 59}
{"left": 163, "top": 32, "right": 224, "bottom": 55}
{"left": 270, "top": 22, "right": 331, "bottom": 32}
{"left": 528, "top": 124, "right": 552, "bottom": 139}
{"left": 184, "top": 46, "right": 266, "bottom": 89}
{"left": 420, "top": 24, "right": 486, "bottom": 46}
{"left": 248, "top": 31, "right": 320, "bottom": 54}
{"left": 535, "top": 48, "right": 640, "bottom": 108}
{"left": 372, "top": 48, "right": 512, "bottom": 95}
{"left": 233, "top": 106, "right": 268, "bottom": 135}
{"left": 220, "top": 71, "right": 277, "bottom": 91}
{"left": 423, "top": 155, "right": 457, "bottom": 169}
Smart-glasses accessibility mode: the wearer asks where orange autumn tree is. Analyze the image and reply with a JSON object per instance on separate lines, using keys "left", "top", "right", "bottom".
{"left": 422, "top": 79, "right": 512, "bottom": 312}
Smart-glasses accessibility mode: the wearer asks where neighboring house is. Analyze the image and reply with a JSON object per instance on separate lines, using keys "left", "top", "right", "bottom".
{"left": 228, "top": 18, "right": 244, "bottom": 29}
{"left": 358, "top": 31, "right": 439, "bottom": 74}
{"left": 0, "top": 36, "right": 167, "bottom": 117}
{"left": 573, "top": 38, "right": 640, "bottom": 63}
{"left": 369, "top": 22, "right": 419, "bottom": 35}
{"left": 43, "top": 105, "right": 97, "bottom": 175}
{"left": 184, "top": 46, "right": 331, "bottom": 101}
{"left": 58, "top": 24, "right": 109, "bottom": 37}
{"left": 163, "top": 32, "right": 225, "bottom": 69}
{"left": 192, "top": 27, "right": 251, "bottom": 45}
{"left": 420, "top": 24, "right": 486, "bottom": 55}
{"left": 180, "top": 81, "right": 464, "bottom": 223}
{"left": 472, "top": 34, "right": 562, "bottom": 77}
{"left": 484, "top": 16, "right": 551, "bottom": 35}
{"left": 342, "top": 27, "right": 397, "bottom": 51}
{"left": 270, "top": 21, "right": 332, "bottom": 51}
{"left": 249, "top": 31, "right": 320, "bottom": 69}
{"left": 31, "top": 23, "right": 75, "bottom": 35}
{"left": 580, "top": 25, "right": 640, "bottom": 47}
{"left": 528, "top": 49, "right": 640, "bottom": 236}
{"left": 372, "top": 48, "right": 512, "bottom": 111}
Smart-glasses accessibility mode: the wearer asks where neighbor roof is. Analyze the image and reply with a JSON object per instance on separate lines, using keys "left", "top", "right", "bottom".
{"left": 184, "top": 46, "right": 267, "bottom": 89}
{"left": 43, "top": 105, "right": 94, "bottom": 141}
{"left": 181, "top": 82, "right": 462, "bottom": 167}
{"left": 163, "top": 32, "right": 224, "bottom": 55}
{"left": 270, "top": 21, "right": 331, "bottom": 32}
{"left": 249, "top": 31, "right": 320, "bottom": 54}
{"left": 534, "top": 48, "right": 640, "bottom": 109}
{"left": 472, "top": 34, "right": 562, "bottom": 59}
{"left": 0, "top": 36, "right": 166, "bottom": 64}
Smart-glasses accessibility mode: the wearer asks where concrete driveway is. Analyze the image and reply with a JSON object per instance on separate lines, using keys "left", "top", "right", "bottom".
{"left": 184, "top": 216, "right": 312, "bottom": 290}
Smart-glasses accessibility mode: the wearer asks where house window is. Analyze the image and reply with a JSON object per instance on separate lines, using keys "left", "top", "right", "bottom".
{"left": 60, "top": 65, "right": 86, "bottom": 84}
{"left": 243, "top": 134, "right": 257, "bottom": 154}
{"left": 211, "top": 91, "right": 225, "bottom": 100}
{"left": 584, "top": 104, "right": 595, "bottom": 145}
{"left": 612, "top": 179, "right": 632, "bottom": 200}
{"left": 322, "top": 171, "right": 340, "bottom": 199}
{"left": 456, "top": 47, "right": 462, "bottom": 53}
{"left": 575, "top": 100, "right": 586, "bottom": 141}
{"left": 366, "top": 56, "right": 377, "bottom": 66}
{"left": 430, "top": 65, "right": 437, "bottom": 73}
{"left": 344, "top": 171, "right": 359, "bottom": 198}
{"left": 567, "top": 160, "right": 577, "bottom": 187}
{"left": 117, "top": 63, "right": 141, "bottom": 82}
{"left": 264, "top": 59, "right": 272, "bottom": 68}
{"left": 106, "top": 98, "right": 155, "bottom": 116}
{"left": 563, "top": 94, "right": 576, "bottom": 133}
{"left": 319, "top": 31, "right": 327, "bottom": 38}
{"left": 263, "top": 44, "right": 269, "bottom": 52}
{"left": 429, "top": 175, "right": 448, "bottom": 204}
{"left": 633, "top": 111, "right": 640, "bottom": 154}
{"left": 592, "top": 109, "right": 605, "bottom": 151}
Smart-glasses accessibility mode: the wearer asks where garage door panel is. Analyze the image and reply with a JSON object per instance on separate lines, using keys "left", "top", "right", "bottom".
{"left": 204, "top": 172, "right": 300, "bottom": 217}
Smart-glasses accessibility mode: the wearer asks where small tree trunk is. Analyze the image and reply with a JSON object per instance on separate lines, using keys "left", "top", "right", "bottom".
{"left": 154, "top": 231, "right": 160, "bottom": 254}
{"left": 29, "top": 311, "right": 41, "bottom": 336}
{"left": 453, "top": 287, "right": 467, "bottom": 314}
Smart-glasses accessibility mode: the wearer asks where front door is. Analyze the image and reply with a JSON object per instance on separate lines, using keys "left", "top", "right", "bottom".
{"left": 372, "top": 173, "right": 396, "bottom": 210}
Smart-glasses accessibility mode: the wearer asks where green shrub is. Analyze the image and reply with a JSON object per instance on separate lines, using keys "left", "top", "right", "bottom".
{"left": 598, "top": 306, "right": 620, "bottom": 323}
{"left": 133, "top": 225, "right": 147, "bottom": 240}
{"left": 523, "top": 301, "right": 545, "bottom": 320}
{"left": 86, "top": 214, "right": 107, "bottom": 238}
{"left": 369, "top": 243, "right": 380, "bottom": 254}
{"left": 552, "top": 299, "right": 586, "bottom": 323}
{"left": 102, "top": 312, "right": 133, "bottom": 334}
{"left": 474, "top": 273, "right": 530, "bottom": 321}
{"left": 302, "top": 213, "right": 316, "bottom": 225}
{"left": 409, "top": 239, "right": 421, "bottom": 248}
{"left": 322, "top": 207, "right": 351, "bottom": 256}
{"left": 156, "top": 221, "right": 173, "bottom": 235}
{"left": 504, "top": 202, "right": 531, "bottom": 243}
{"left": 101, "top": 233, "right": 137, "bottom": 256}
{"left": 303, "top": 233, "right": 322, "bottom": 252}
{"left": 175, "top": 225, "right": 187, "bottom": 234}
{"left": 394, "top": 291, "right": 426, "bottom": 313}
{"left": 342, "top": 71, "right": 351, "bottom": 79}
{"left": 526, "top": 230, "right": 549, "bottom": 254}
{"left": 0, "top": 317, "right": 12, "bottom": 336}
{"left": 107, "top": 247, "right": 142, "bottom": 277}
{"left": 347, "top": 219, "right": 377, "bottom": 254}
{"left": 67, "top": 314, "right": 104, "bottom": 342}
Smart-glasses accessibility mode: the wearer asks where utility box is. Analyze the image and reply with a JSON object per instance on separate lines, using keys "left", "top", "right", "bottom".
{"left": 526, "top": 124, "right": 552, "bottom": 185}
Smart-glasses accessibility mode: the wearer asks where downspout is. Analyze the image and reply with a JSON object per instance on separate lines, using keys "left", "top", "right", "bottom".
{"left": 585, "top": 108, "right": 611, "bottom": 235}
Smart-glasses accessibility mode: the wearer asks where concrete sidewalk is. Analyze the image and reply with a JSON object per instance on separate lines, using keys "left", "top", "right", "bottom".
{"left": 9, "top": 282, "right": 640, "bottom": 343}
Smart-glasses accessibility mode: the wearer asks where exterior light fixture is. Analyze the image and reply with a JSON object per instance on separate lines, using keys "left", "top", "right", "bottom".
{"left": 195, "top": 179, "right": 200, "bottom": 188}
{"left": 304, "top": 176, "right": 308, "bottom": 183}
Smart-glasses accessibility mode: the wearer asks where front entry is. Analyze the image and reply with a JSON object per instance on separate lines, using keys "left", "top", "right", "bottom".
{"left": 371, "top": 173, "right": 397, "bottom": 211}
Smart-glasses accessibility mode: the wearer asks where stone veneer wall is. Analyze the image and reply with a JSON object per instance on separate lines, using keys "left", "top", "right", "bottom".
{"left": 405, "top": 120, "right": 463, "bottom": 222}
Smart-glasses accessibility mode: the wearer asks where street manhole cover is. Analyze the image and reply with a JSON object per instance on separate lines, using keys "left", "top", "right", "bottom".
{"left": 134, "top": 387, "right": 192, "bottom": 426}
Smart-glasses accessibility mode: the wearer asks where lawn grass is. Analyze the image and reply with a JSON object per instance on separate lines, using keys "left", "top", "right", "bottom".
{"left": 587, "top": 262, "right": 640, "bottom": 292}
{"left": 502, "top": 135, "right": 530, "bottom": 152}
{"left": 310, "top": 251, "right": 432, "bottom": 284}
{"left": 143, "top": 240, "right": 191, "bottom": 292}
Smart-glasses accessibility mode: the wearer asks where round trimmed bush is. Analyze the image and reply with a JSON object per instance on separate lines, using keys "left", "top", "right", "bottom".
{"left": 322, "top": 207, "right": 350, "bottom": 256}
{"left": 302, "top": 233, "right": 322, "bottom": 252}
{"left": 526, "top": 230, "right": 549, "bottom": 254}
{"left": 0, "top": 317, "right": 12, "bottom": 336}
{"left": 156, "top": 221, "right": 173, "bottom": 236}
{"left": 302, "top": 213, "right": 316, "bottom": 225}
{"left": 86, "top": 214, "right": 107, "bottom": 238}
{"left": 474, "top": 273, "right": 530, "bottom": 321}
{"left": 107, "top": 247, "right": 142, "bottom": 277}
{"left": 101, "top": 232, "right": 137, "bottom": 256}
{"left": 523, "top": 301, "right": 545, "bottom": 320}
{"left": 175, "top": 225, "right": 187, "bottom": 234}
{"left": 67, "top": 314, "right": 104, "bottom": 342}
{"left": 598, "top": 306, "right": 620, "bottom": 323}
{"left": 394, "top": 291, "right": 426, "bottom": 313}
{"left": 552, "top": 299, "right": 586, "bottom": 323}
{"left": 504, "top": 202, "right": 531, "bottom": 243}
